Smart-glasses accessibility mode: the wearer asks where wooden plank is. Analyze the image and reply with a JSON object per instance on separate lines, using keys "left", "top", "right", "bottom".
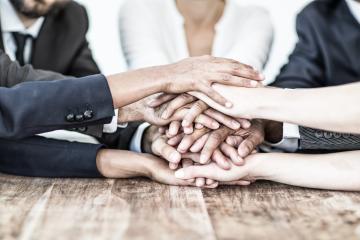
{"left": 0, "top": 175, "right": 216, "bottom": 240}
{"left": 203, "top": 181, "right": 360, "bottom": 240}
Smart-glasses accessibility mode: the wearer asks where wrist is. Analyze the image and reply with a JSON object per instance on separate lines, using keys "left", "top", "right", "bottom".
{"left": 96, "top": 149, "right": 149, "bottom": 178}
{"left": 118, "top": 104, "right": 144, "bottom": 123}
{"left": 264, "top": 120, "right": 283, "bottom": 143}
{"left": 244, "top": 153, "right": 272, "bottom": 181}
{"left": 142, "top": 126, "right": 158, "bottom": 154}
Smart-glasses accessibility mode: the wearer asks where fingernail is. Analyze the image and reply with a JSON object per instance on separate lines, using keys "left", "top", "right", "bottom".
{"left": 175, "top": 169, "right": 185, "bottom": 179}
{"left": 170, "top": 152, "right": 180, "bottom": 163}
{"left": 200, "top": 155, "right": 208, "bottom": 164}
{"left": 243, "top": 121, "right": 251, "bottom": 129}
{"left": 196, "top": 181, "right": 203, "bottom": 187}
{"left": 184, "top": 127, "right": 193, "bottom": 134}
{"left": 222, "top": 161, "right": 231, "bottom": 169}
{"left": 232, "top": 121, "right": 241, "bottom": 129}
{"left": 212, "top": 122, "right": 220, "bottom": 129}
{"left": 225, "top": 102, "right": 233, "bottom": 108}
{"left": 182, "top": 120, "right": 190, "bottom": 127}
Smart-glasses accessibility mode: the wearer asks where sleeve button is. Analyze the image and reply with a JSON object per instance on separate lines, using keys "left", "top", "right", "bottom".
{"left": 75, "top": 114, "right": 84, "bottom": 122}
{"left": 84, "top": 110, "right": 94, "bottom": 120}
{"left": 78, "top": 127, "right": 87, "bottom": 132}
{"left": 66, "top": 113, "right": 75, "bottom": 122}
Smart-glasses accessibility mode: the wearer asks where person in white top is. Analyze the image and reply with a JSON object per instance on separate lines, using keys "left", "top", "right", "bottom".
{"left": 119, "top": 0, "right": 273, "bottom": 71}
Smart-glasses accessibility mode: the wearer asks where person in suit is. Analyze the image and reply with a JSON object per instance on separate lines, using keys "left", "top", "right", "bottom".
{"left": 0, "top": 51, "right": 263, "bottom": 187}
{"left": 0, "top": 0, "right": 99, "bottom": 77}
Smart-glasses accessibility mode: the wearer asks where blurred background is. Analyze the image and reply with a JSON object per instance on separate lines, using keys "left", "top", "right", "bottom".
{"left": 77, "top": 0, "right": 313, "bottom": 84}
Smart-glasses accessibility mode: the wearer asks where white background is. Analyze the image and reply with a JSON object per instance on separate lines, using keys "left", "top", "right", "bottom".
{"left": 77, "top": 0, "right": 312, "bottom": 84}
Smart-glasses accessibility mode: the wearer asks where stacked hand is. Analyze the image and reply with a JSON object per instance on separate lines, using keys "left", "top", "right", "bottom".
{"left": 105, "top": 56, "right": 266, "bottom": 187}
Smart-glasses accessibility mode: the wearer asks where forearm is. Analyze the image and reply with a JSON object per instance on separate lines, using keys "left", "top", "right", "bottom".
{"left": 107, "top": 66, "right": 166, "bottom": 109}
{"left": 195, "top": 83, "right": 360, "bottom": 134}
{"left": 96, "top": 149, "right": 151, "bottom": 178}
{"left": 250, "top": 151, "right": 360, "bottom": 191}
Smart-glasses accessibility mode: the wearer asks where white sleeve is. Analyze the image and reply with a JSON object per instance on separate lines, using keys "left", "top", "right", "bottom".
{"left": 264, "top": 123, "right": 300, "bottom": 152}
{"left": 224, "top": 7, "right": 274, "bottom": 71}
{"left": 129, "top": 123, "right": 151, "bottom": 153}
{"left": 119, "top": 0, "right": 171, "bottom": 69}
{"left": 103, "top": 110, "right": 119, "bottom": 133}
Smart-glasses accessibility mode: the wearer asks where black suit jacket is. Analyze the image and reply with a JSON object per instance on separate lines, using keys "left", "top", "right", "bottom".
{"left": 271, "top": 0, "right": 360, "bottom": 151}
{"left": 0, "top": 1, "right": 100, "bottom": 77}
{"left": 0, "top": 51, "right": 140, "bottom": 177}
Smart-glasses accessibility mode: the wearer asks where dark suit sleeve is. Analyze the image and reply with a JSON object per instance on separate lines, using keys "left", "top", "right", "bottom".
{"left": 0, "top": 136, "right": 103, "bottom": 177}
{"left": 0, "top": 123, "right": 141, "bottom": 177}
{"left": 298, "top": 127, "right": 360, "bottom": 151}
{"left": 0, "top": 52, "right": 114, "bottom": 139}
{"left": 271, "top": 10, "right": 325, "bottom": 88}
{"left": 66, "top": 5, "right": 101, "bottom": 77}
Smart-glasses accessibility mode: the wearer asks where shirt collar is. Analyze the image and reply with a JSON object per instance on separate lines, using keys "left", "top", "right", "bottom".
{"left": 0, "top": 0, "right": 45, "bottom": 38}
{"left": 345, "top": 0, "right": 360, "bottom": 24}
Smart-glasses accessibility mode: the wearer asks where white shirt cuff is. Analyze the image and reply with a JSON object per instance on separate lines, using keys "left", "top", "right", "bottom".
{"left": 130, "top": 123, "right": 151, "bottom": 153}
{"left": 265, "top": 123, "right": 300, "bottom": 152}
{"left": 103, "top": 109, "right": 119, "bottom": 133}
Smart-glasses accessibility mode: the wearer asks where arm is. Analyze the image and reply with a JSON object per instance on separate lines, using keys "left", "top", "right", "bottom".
{"left": 192, "top": 83, "right": 360, "bottom": 134}
{"left": 0, "top": 122, "right": 140, "bottom": 177}
{"left": 175, "top": 151, "right": 360, "bottom": 191}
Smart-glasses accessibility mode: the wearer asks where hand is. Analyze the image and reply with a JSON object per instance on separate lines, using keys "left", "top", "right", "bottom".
{"left": 95, "top": 148, "right": 196, "bottom": 186}
{"left": 148, "top": 130, "right": 219, "bottom": 188}
{"left": 174, "top": 154, "right": 261, "bottom": 183}
{"left": 118, "top": 94, "right": 221, "bottom": 130}
{"left": 162, "top": 56, "right": 264, "bottom": 107}
{"left": 226, "top": 119, "right": 265, "bottom": 158}
{"left": 148, "top": 93, "right": 250, "bottom": 133}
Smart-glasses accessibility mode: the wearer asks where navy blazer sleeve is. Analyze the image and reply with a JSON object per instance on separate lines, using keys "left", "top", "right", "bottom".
{"left": 0, "top": 122, "right": 141, "bottom": 178}
{"left": 271, "top": 9, "right": 325, "bottom": 88}
{"left": 0, "top": 74, "right": 114, "bottom": 139}
{"left": 0, "top": 136, "right": 103, "bottom": 177}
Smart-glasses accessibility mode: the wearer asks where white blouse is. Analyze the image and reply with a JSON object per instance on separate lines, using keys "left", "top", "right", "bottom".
{"left": 119, "top": 0, "right": 274, "bottom": 70}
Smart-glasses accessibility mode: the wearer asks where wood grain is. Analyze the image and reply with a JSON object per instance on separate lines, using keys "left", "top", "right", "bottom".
{"left": 1, "top": 175, "right": 360, "bottom": 240}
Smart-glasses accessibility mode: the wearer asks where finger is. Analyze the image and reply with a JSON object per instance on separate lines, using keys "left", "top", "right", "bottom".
{"left": 161, "top": 94, "right": 196, "bottom": 119}
{"left": 183, "top": 126, "right": 194, "bottom": 134}
{"left": 203, "top": 182, "right": 219, "bottom": 189}
{"left": 181, "top": 153, "right": 201, "bottom": 163}
{"left": 182, "top": 100, "right": 209, "bottom": 127}
{"left": 220, "top": 143, "right": 244, "bottom": 166}
{"left": 237, "top": 119, "right": 251, "bottom": 129}
{"left": 182, "top": 159, "right": 196, "bottom": 183}
{"left": 195, "top": 123, "right": 204, "bottom": 129}
{"left": 212, "top": 74, "right": 262, "bottom": 88}
{"left": 194, "top": 114, "right": 220, "bottom": 130}
{"left": 167, "top": 121, "right": 181, "bottom": 138}
{"left": 195, "top": 177, "right": 205, "bottom": 187}
{"left": 226, "top": 136, "right": 244, "bottom": 147}
{"left": 152, "top": 137, "right": 181, "bottom": 163}
{"left": 212, "top": 149, "right": 231, "bottom": 170}
{"left": 204, "top": 108, "right": 241, "bottom": 130}
{"left": 200, "top": 127, "right": 233, "bottom": 164}
{"left": 199, "top": 84, "right": 231, "bottom": 108}
{"left": 238, "top": 133, "right": 263, "bottom": 158}
{"left": 206, "top": 178, "right": 215, "bottom": 185}
{"left": 169, "top": 162, "right": 179, "bottom": 170}
{"left": 177, "top": 128, "right": 210, "bottom": 153}
{"left": 167, "top": 133, "right": 184, "bottom": 146}
{"left": 175, "top": 164, "right": 217, "bottom": 180}
{"left": 190, "top": 133, "right": 209, "bottom": 153}
{"left": 220, "top": 180, "right": 251, "bottom": 186}
{"left": 226, "top": 64, "right": 265, "bottom": 81}
{"left": 147, "top": 93, "right": 177, "bottom": 108}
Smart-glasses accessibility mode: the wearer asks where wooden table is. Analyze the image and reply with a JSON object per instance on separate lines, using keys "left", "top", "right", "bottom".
{"left": 1, "top": 174, "right": 360, "bottom": 240}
